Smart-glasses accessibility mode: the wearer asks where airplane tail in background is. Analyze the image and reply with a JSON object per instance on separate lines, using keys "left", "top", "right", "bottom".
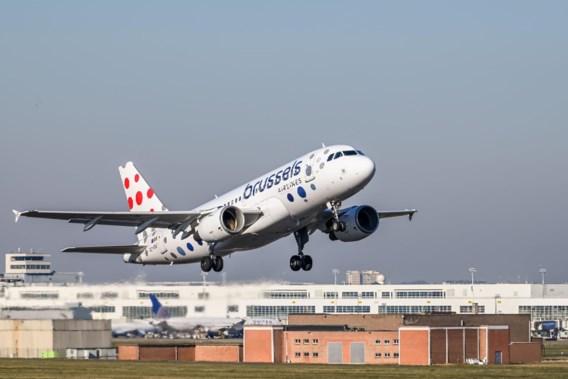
{"left": 149, "top": 294, "right": 170, "bottom": 320}
{"left": 119, "top": 162, "right": 168, "bottom": 243}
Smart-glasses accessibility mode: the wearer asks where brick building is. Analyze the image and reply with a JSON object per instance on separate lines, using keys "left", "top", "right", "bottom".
{"left": 243, "top": 313, "right": 540, "bottom": 365}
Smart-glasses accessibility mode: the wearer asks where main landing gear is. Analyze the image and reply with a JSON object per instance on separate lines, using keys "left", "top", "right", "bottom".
{"left": 290, "top": 227, "right": 313, "bottom": 272}
{"left": 201, "top": 242, "right": 224, "bottom": 272}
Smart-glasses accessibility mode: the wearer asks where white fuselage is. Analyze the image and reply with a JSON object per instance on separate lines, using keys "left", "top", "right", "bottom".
{"left": 139, "top": 145, "right": 375, "bottom": 265}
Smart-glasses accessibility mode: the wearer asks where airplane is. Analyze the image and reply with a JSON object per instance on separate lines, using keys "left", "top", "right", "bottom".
{"left": 148, "top": 294, "right": 242, "bottom": 335}
{"left": 111, "top": 319, "right": 158, "bottom": 338}
{"left": 111, "top": 294, "right": 242, "bottom": 337}
{"left": 13, "top": 144, "right": 416, "bottom": 272}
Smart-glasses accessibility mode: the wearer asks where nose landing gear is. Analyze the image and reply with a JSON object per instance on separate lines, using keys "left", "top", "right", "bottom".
{"left": 290, "top": 227, "right": 313, "bottom": 271}
{"left": 328, "top": 200, "right": 346, "bottom": 232}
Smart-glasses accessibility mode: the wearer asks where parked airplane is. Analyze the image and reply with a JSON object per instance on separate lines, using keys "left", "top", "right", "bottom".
{"left": 14, "top": 145, "right": 416, "bottom": 272}
{"left": 111, "top": 294, "right": 242, "bottom": 337}
{"left": 148, "top": 294, "right": 242, "bottom": 335}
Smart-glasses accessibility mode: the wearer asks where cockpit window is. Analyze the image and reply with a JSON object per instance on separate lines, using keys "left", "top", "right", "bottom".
{"left": 334, "top": 152, "right": 343, "bottom": 159}
{"left": 342, "top": 150, "right": 357, "bottom": 156}
{"left": 357, "top": 150, "right": 365, "bottom": 156}
{"left": 327, "top": 154, "right": 334, "bottom": 161}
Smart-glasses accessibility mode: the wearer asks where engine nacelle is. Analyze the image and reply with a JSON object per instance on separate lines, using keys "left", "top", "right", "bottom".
{"left": 332, "top": 205, "right": 379, "bottom": 242}
{"left": 195, "top": 205, "right": 245, "bottom": 243}
{"left": 123, "top": 253, "right": 141, "bottom": 264}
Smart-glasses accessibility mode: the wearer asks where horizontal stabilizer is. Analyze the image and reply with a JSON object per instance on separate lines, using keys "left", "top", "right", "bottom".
{"left": 61, "top": 245, "right": 146, "bottom": 254}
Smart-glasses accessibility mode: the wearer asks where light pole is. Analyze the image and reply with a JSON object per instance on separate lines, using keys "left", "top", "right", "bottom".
{"left": 332, "top": 269, "right": 339, "bottom": 287}
{"left": 332, "top": 269, "right": 339, "bottom": 312}
{"left": 494, "top": 294, "right": 501, "bottom": 314}
{"left": 540, "top": 268, "right": 546, "bottom": 298}
{"left": 540, "top": 268, "right": 546, "bottom": 286}
{"left": 469, "top": 267, "right": 476, "bottom": 286}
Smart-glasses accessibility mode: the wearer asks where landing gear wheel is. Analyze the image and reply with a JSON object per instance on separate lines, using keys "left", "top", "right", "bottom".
{"left": 301, "top": 255, "right": 313, "bottom": 271}
{"left": 290, "top": 255, "right": 302, "bottom": 271}
{"left": 332, "top": 221, "right": 346, "bottom": 232}
{"left": 201, "top": 256, "right": 213, "bottom": 272}
{"left": 212, "top": 256, "right": 224, "bottom": 272}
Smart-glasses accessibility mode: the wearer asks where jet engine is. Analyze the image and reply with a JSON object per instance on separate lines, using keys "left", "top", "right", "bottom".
{"left": 195, "top": 205, "right": 245, "bottom": 243}
{"left": 331, "top": 205, "right": 379, "bottom": 242}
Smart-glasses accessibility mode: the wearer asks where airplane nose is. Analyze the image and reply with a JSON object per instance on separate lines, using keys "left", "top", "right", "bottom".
{"left": 360, "top": 156, "right": 376, "bottom": 180}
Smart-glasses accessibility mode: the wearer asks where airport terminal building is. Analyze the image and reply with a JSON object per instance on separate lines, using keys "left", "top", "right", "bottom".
{"left": 0, "top": 251, "right": 566, "bottom": 327}
{"left": 1, "top": 253, "right": 567, "bottom": 327}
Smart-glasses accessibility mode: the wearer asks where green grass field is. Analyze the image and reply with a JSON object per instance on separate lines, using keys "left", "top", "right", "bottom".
{"left": 1, "top": 360, "right": 568, "bottom": 379}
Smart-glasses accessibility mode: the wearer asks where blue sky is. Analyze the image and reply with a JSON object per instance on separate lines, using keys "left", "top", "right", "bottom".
{"left": 1, "top": 1, "right": 567, "bottom": 284}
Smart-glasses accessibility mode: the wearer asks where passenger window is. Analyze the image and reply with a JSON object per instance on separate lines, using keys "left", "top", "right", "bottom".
{"left": 343, "top": 150, "right": 357, "bottom": 156}
{"left": 327, "top": 154, "right": 334, "bottom": 161}
{"left": 334, "top": 152, "right": 343, "bottom": 159}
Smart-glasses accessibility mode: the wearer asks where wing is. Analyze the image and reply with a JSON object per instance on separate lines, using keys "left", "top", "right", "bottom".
{"left": 13, "top": 208, "right": 263, "bottom": 235}
{"left": 378, "top": 209, "right": 417, "bottom": 221}
{"left": 62, "top": 245, "right": 146, "bottom": 254}
{"left": 306, "top": 207, "right": 417, "bottom": 234}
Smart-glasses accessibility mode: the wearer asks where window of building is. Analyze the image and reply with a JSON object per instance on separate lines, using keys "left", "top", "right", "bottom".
{"left": 375, "top": 352, "right": 381, "bottom": 358}
{"left": 138, "top": 291, "right": 179, "bottom": 299}
{"left": 294, "top": 339, "right": 301, "bottom": 345}
{"left": 312, "top": 339, "right": 319, "bottom": 345}
{"left": 303, "top": 339, "right": 310, "bottom": 344}
{"left": 101, "top": 291, "right": 118, "bottom": 299}
{"left": 381, "top": 292, "right": 391, "bottom": 299}
{"left": 385, "top": 353, "right": 391, "bottom": 358}
{"left": 460, "top": 305, "right": 486, "bottom": 314}
{"left": 394, "top": 352, "right": 399, "bottom": 358}
{"left": 395, "top": 290, "right": 445, "bottom": 299}
{"left": 227, "top": 305, "right": 239, "bottom": 313}
{"left": 21, "top": 292, "right": 58, "bottom": 299}
{"left": 384, "top": 339, "right": 390, "bottom": 345}
{"left": 198, "top": 292, "right": 210, "bottom": 300}
{"left": 324, "top": 292, "right": 338, "bottom": 299}
{"left": 303, "top": 352, "right": 310, "bottom": 357}
{"left": 341, "top": 291, "right": 358, "bottom": 299}
{"left": 333, "top": 305, "right": 370, "bottom": 313}
{"left": 123, "top": 306, "right": 187, "bottom": 319}
{"left": 246, "top": 305, "right": 315, "bottom": 319}
{"left": 263, "top": 291, "right": 309, "bottom": 299}
{"left": 90, "top": 305, "right": 115, "bottom": 313}
{"left": 77, "top": 292, "right": 94, "bottom": 299}
{"left": 375, "top": 339, "right": 381, "bottom": 345}
{"left": 519, "top": 305, "right": 568, "bottom": 319}
{"left": 361, "top": 291, "right": 375, "bottom": 299}
{"left": 312, "top": 352, "right": 319, "bottom": 358}
{"left": 378, "top": 305, "right": 451, "bottom": 314}
{"left": 194, "top": 306, "right": 205, "bottom": 313}
{"left": 295, "top": 352, "right": 301, "bottom": 357}
{"left": 11, "top": 256, "right": 44, "bottom": 261}
{"left": 393, "top": 339, "right": 399, "bottom": 345}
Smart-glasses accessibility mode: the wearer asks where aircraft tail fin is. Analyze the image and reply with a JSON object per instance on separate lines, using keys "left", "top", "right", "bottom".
{"left": 119, "top": 162, "right": 168, "bottom": 213}
{"left": 149, "top": 294, "right": 170, "bottom": 320}
{"left": 119, "top": 162, "right": 168, "bottom": 243}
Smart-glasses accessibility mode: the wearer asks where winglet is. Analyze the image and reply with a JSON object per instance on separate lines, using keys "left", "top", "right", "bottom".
{"left": 12, "top": 210, "right": 22, "bottom": 223}
{"left": 409, "top": 210, "right": 417, "bottom": 221}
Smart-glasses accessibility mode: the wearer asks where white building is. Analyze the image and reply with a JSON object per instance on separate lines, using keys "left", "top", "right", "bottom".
{"left": 1, "top": 252, "right": 566, "bottom": 325}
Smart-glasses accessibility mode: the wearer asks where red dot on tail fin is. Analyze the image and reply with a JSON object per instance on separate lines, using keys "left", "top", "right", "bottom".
{"left": 136, "top": 191, "right": 143, "bottom": 205}
{"left": 128, "top": 197, "right": 133, "bottom": 209}
{"left": 124, "top": 178, "right": 130, "bottom": 189}
{"left": 134, "top": 174, "right": 140, "bottom": 183}
{"left": 147, "top": 188, "right": 154, "bottom": 199}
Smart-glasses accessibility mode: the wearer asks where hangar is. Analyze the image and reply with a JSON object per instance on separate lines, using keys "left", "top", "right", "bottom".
{"left": 243, "top": 314, "right": 541, "bottom": 365}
